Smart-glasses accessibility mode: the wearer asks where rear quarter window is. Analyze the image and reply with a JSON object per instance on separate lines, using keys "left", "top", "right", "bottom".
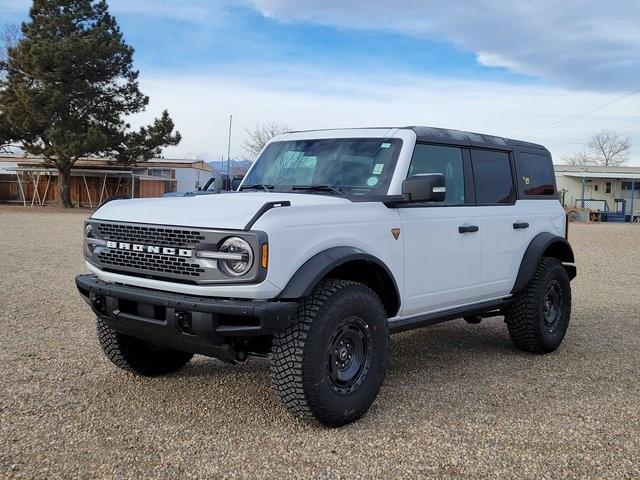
{"left": 470, "top": 149, "right": 515, "bottom": 204}
{"left": 516, "top": 152, "right": 556, "bottom": 196}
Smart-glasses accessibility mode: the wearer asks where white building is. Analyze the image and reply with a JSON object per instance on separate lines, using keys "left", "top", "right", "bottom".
{"left": 144, "top": 158, "right": 212, "bottom": 194}
{"left": 555, "top": 165, "right": 640, "bottom": 221}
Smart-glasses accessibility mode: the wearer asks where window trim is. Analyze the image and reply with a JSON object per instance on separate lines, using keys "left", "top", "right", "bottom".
{"left": 396, "top": 142, "right": 519, "bottom": 208}
{"left": 513, "top": 148, "right": 558, "bottom": 200}
{"left": 468, "top": 147, "right": 517, "bottom": 207}
{"left": 398, "top": 141, "right": 473, "bottom": 208}
{"left": 395, "top": 142, "right": 559, "bottom": 209}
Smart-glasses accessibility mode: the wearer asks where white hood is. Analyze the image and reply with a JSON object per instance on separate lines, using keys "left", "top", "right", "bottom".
{"left": 91, "top": 192, "right": 351, "bottom": 230}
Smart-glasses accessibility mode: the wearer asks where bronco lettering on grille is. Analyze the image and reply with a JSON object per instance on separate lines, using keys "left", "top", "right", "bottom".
{"left": 105, "top": 241, "right": 192, "bottom": 257}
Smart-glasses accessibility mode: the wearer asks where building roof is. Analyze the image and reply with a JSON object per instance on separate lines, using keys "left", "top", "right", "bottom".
{"left": 145, "top": 159, "right": 212, "bottom": 172}
{"left": 0, "top": 154, "right": 211, "bottom": 172}
{"left": 554, "top": 164, "right": 640, "bottom": 174}
{"left": 146, "top": 158, "right": 201, "bottom": 164}
{"left": 554, "top": 164, "right": 640, "bottom": 180}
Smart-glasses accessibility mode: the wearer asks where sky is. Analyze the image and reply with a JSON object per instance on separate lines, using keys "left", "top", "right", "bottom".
{"left": 2, "top": 0, "right": 640, "bottom": 164}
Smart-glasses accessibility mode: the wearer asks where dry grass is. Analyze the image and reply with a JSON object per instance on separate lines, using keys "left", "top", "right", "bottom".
{"left": 1, "top": 205, "right": 639, "bottom": 479}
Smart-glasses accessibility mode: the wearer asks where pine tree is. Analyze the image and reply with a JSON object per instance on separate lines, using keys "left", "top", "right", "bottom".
{"left": 0, "top": 0, "right": 181, "bottom": 207}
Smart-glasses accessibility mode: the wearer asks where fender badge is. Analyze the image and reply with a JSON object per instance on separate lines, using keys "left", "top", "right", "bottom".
{"left": 391, "top": 227, "right": 401, "bottom": 240}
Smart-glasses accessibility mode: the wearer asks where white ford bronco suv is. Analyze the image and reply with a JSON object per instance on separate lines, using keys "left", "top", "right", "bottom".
{"left": 76, "top": 126, "right": 576, "bottom": 427}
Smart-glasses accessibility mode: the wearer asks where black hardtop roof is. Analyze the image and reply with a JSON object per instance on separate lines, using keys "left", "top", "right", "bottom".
{"left": 287, "top": 126, "right": 549, "bottom": 153}
{"left": 406, "top": 126, "right": 548, "bottom": 152}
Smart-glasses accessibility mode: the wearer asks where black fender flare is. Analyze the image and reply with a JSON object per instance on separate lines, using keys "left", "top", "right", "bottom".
{"left": 278, "top": 246, "right": 400, "bottom": 303}
{"left": 512, "top": 233, "right": 576, "bottom": 294}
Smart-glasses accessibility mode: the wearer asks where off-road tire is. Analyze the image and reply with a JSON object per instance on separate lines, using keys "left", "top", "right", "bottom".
{"left": 97, "top": 317, "right": 194, "bottom": 375}
{"left": 505, "top": 257, "right": 571, "bottom": 353}
{"left": 271, "top": 279, "right": 389, "bottom": 427}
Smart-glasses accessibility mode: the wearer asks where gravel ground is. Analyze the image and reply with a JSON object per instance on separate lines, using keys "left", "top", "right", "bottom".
{"left": 1, "top": 204, "right": 639, "bottom": 479}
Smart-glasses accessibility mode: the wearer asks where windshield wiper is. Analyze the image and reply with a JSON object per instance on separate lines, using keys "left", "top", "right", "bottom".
{"left": 239, "top": 184, "right": 274, "bottom": 192}
{"left": 291, "top": 185, "right": 342, "bottom": 195}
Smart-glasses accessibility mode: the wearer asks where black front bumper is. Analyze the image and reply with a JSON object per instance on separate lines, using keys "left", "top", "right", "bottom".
{"left": 76, "top": 274, "right": 298, "bottom": 361}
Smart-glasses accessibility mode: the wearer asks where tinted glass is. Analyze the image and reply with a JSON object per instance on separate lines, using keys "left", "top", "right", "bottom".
{"left": 471, "top": 149, "right": 514, "bottom": 204}
{"left": 408, "top": 144, "right": 465, "bottom": 205}
{"left": 242, "top": 138, "right": 402, "bottom": 195}
{"left": 517, "top": 152, "right": 555, "bottom": 196}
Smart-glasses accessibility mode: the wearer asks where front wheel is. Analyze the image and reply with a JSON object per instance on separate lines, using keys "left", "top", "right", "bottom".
{"left": 505, "top": 257, "right": 572, "bottom": 353}
{"left": 271, "top": 279, "right": 389, "bottom": 427}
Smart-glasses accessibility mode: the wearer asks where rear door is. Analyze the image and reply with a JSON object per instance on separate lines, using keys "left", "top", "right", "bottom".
{"left": 511, "top": 149, "right": 563, "bottom": 278}
{"left": 468, "top": 148, "right": 523, "bottom": 299}
{"left": 398, "top": 144, "right": 482, "bottom": 316}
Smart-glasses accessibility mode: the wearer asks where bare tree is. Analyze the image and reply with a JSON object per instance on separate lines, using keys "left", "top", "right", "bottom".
{"left": 562, "top": 150, "right": 592, "bottom": 166}
{"left": 1, "top": 24, "right": 20, "bottom": 154}
{"left": 242, "top": 121, "right": 291, "bottom": 159}
{"left": 585, "top": 129, "right": 631, "bottom": 166}
{"left": 563, "top": 129, "right": 632, "bottom": 166}
{"left": 1, "top": 23, "right": 19, "bottom": 72}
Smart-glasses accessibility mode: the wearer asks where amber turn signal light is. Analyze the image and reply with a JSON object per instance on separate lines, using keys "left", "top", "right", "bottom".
{"left": 261, "top": 243, "right": 269, "bottom": 268}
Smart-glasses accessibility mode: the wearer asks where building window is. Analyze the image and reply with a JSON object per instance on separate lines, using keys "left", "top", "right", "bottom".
{"left": 594, "top": 184, "right": 598, "bottom": 192}
{"left": 622, "top": 181, "right": 640, "bottom": 190}
{"left": 147, "top": 168, "right": 171, "bottom": 178}
{"left": 605, "top": 181, "right": 612, "bottom": 194}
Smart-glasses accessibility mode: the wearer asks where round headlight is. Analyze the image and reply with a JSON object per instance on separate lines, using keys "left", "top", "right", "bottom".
{"left": 218, "top": 237, "right": 254, "bottom": 277}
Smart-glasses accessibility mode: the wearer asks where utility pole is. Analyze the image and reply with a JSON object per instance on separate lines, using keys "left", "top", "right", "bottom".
{"left": 226, "top": 115, "right": 232, "bottom": 185}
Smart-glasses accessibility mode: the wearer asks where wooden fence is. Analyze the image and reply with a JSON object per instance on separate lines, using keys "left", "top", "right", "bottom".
{"left": 0, "top": 172, "right": 172, "bottom": 206}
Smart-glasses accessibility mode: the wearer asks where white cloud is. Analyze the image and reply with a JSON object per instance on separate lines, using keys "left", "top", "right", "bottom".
{"left": 135, "top": 66, "right": 640, "bottom": 164}
{"left": 3, "top": 0, "right": 638, "bottom": 163}
{"left": 243, "top": 0, "right": 640, "bottom": 92}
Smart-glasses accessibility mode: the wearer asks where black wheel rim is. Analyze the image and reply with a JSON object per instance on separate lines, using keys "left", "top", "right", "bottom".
{"left": 542, "top": 280, "right": 563, "bottom": 332}
{"left": 327, "top": 316, "right": 373, "bottom": 394}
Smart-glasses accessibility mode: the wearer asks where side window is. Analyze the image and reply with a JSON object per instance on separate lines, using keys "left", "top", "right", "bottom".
{"left": 516, "top": 152, "right": 556, "bottom": 196}
{"left": 470, "top": 149, "right": 515, "bottom": 204}
{"left": 408, "top": 144, "right": 465, "bottom": 205}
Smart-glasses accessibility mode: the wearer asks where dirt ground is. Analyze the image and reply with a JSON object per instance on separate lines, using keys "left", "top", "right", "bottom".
{"left": 0, "top": 204, "right": 639, "bottom": 479}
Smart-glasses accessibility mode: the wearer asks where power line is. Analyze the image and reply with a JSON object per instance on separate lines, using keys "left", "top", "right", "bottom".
{"left": 549, "top": 121, "right": 640, "bottom": 149}
{"left": 611, "top": 120, "right": 640, "bottom": 132}
{"left": 518, "top": 88, "right": 640, "bottom": 139}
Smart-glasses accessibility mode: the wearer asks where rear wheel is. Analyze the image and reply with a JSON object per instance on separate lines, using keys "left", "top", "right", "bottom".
{"left": 271, "top": 279, "right": 389, "bottom": 427}
{"left": 505, "top": 257, "right": 571, "bottom": 353}
{"left": 97, "top": 317, "right": 194, "bottom": 375}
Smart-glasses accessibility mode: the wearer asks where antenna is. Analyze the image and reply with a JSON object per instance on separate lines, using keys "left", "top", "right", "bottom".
{"left": 226, "top": 115, "right": 232, "bottom": 182}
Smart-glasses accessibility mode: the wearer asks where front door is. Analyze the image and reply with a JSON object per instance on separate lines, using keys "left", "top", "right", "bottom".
{"left": 398, "top": 144, "right": 481, "bottom": 317}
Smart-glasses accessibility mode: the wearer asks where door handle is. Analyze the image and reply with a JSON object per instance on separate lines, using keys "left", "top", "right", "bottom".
{"left": 458, "top": 225, "right": 479, "bottom": 233}
{"left": 513, "top": 222, "right": 530, "bottom": 229}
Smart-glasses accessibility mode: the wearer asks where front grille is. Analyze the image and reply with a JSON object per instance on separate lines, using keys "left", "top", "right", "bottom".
{"left": 95, "top": 223, "right": 205, "bottom": 248}
{"left": 87, "top": 220, "right": 262, "bottom": 284}
{"left": 97, "top": 249, "right": 206, "bottom": 277}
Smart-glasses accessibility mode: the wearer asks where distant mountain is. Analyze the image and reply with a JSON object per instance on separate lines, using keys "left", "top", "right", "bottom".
{"left": 208, "top": 159, "right": 252, "bottom": 175}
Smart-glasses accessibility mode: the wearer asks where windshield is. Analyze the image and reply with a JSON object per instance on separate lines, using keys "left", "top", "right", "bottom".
{"left": 241, "top": 138, "right": 402, "bottom": 195}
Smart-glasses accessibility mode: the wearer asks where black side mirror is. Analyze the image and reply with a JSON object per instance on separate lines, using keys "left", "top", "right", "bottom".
{"left": 402, "top": 173, "right": 446, "bottom": 203}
